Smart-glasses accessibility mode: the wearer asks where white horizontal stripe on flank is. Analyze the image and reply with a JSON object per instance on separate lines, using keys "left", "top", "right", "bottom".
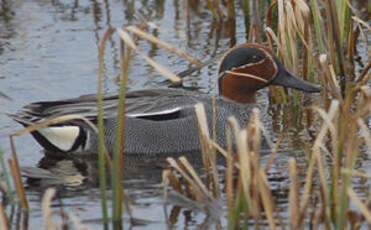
{"left": 38, "top": 126, "right": 80, "bottom": 151}
{"left": 225, "top": 71, "right": 269, "bottom": 83}
{"left": 127, "top": 107, "right": 181, "bottom": 118}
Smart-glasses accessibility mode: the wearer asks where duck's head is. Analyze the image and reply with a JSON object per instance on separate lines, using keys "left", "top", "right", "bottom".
{"left": 218, "top": 43, "right": 321, "bottom": 103}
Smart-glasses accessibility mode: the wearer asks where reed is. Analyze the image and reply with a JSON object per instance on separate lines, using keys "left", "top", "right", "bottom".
{"left": 0, "top": 202, "right": 7, "bottom": 230}
{"left": 163, "top": 84, "right": 370, "bottom": 229}
{"left": 160, "top": 4, "right": 371, "bottom": 220}
{"left": 95, "top": 24, "right": 202, "bottom": 227}
{"left": 97, "top": 27, "right": 115, "bottom": 226}
{"left": 0, "top": 147, "right": 14, "bottom": 204}
{"left": 8, "top": 137, "right": 28, "bottom": 212}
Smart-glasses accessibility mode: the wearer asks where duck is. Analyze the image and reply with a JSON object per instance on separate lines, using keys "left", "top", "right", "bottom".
{"left": 10, "top": 43, "right": 321, "bottom": 156}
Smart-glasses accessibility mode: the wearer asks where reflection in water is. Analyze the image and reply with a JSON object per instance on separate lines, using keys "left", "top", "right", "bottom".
{"left": 25, "top": 150, "right": 209, "bottom": 191}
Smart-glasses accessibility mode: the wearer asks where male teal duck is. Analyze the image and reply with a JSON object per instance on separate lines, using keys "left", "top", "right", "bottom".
{"left": 10, "top": 44, "right": 321, "bottom": 155}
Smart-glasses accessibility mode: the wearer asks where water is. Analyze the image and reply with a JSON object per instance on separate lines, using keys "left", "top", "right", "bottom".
{"left": 0, "top": 0, "right": 369, "bottom": 229}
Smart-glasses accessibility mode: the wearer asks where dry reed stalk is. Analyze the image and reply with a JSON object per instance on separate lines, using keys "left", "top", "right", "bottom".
{"left": 8, "top": 134, "right": 28, "bottom": 211}
{"left": 284, "top": 1, "right": 298, "bottom": 74}
{"left": 351, "top": 16, "right": 371, "bottom": 31}
{"left": 288, "top": 158, "right": 299, "bottom": 229}
{"left": 314, "top": 147, "right": 332, "bottom": 228}
{"left": 257, "top": 168, "right": 276, "bottom": 230}
{"left": 319, "top": 55, "right": 343, "bottom": 103}
{"left": 7, "top": 158, "right": 27, "bottom": 211}
{"left": 167, "top": 170, "right": 183, "bottom": 194}
{"left": 249, "top": 109, "right": 262, "bottom": 155}
{"left": 166, "top": 157, "right": 209, "bottom": 202}
{"left": 228, "top": 117, "right": 254, "bottom": 213}
{"left": 116, "top": 28, "right": 181, "bottom": 84}
{"left": 0, "top": 181, "right": 6, "bottom": 197}
{"left": 162, "top": 169, "right": 170, "bottom": 221}
{"left": 42, "top": 188, "right": 56, "bottom": 230}
{"left": 179, "top": 157, "right": 211, "bottom": 197}
{"left": 264, "top": 136, "right": 282, "bottom": 173}
{"left": 225, "top": 120, "right": 236, "bottom": 217}
{"left": 125, "top": 26, "right": 202, "bottom": 67}
{"left": 195, "top": 103, "right": 220, "bottom": 197}
{"left": 347, "top": 188, "right": 371, "bottom": 224}
{"left": 0, "top": 203, "right": 7, "bottom": 230}
{"left": 297, "top": 152, "right": 315, "bottom": 225}
{"left": 347, "top": 20, "right": 356, "bottom": 80}
{"left": 195, "top": 103, "right": 212, "bottom": 180}
{"left": 249, "top": 152, "right": 262, "bottom": 219}
{"left": 277, "top": 0, "right": 290, "bottom": 68}
{"left": 358, "top": 118, "right": 371, "bottom": 153}
{"left": 358, "top": 61, "right": 371, "bottom": 85}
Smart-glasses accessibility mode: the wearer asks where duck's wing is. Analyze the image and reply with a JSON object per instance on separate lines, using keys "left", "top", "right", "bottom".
{"left": 10, "top": 89, "right": 196, "bottom": 124}
{"left": 8, "top": 89, "right": 197, "bottom": 153}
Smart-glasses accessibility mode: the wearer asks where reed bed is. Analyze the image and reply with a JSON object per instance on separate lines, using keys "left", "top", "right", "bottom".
{"left": 0, "top": 0, "right": 370, "bottom": 229}
{"left": 163, "top": 0, "right": 370, "bottom": 229}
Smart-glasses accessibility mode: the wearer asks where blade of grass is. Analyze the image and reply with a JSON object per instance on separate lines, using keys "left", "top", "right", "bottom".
{"left": 111, "top": 37, "right": 129, "bottom": 225}
{"left": 310, "top": 0, "right": 325, "bottom": 53}
{"left": 96, "top": 27, "right": 115, "bottom": 226}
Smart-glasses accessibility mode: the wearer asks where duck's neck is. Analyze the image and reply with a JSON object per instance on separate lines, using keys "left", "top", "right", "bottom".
{"left": 220, "top": 74, "right": 257, "bottom": 104}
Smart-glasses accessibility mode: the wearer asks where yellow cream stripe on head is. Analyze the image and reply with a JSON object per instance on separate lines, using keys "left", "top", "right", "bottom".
{"left": 225, "top": 70, "right": 269, "bottom": 83}
{"left": 257, "top": 47, "right": 278, "bottom": 77}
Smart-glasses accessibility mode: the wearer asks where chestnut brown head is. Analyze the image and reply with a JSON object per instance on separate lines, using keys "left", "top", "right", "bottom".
{"left": 218, "top": 44, "right": 321, "bottom": 103}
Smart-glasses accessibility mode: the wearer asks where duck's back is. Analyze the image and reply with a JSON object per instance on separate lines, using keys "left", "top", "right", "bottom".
{"left": 11, "top": 89, "right": 255, "bottom": 156}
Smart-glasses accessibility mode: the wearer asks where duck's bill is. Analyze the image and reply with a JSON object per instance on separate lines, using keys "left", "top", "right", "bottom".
{"left": 272, "top": 70, "right": 322, "bottom": 93}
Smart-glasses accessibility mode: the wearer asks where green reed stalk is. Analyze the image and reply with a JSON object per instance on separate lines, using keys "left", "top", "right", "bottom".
{"left": 226, "top": 0, "right": 235, "bottom": 19}
{"left": 337, "top": 0, "right": 351, "bottom": 49}
{"left": 205, "top": 0, "right": 218, "bottom": 19}
{"left": 242, "top": 0, "right": 250, "bottom": 16}
{"left": 311, "top": 0, "right": 325, "bottom": 53}
{"left": 97, "top": 28, "right": 115, "bottom": 226}
{"left": 0, "top": 147, "right": 14, "bottom": 204}
{"left": 112, "top": 38, "right": 130, "bottom": 226}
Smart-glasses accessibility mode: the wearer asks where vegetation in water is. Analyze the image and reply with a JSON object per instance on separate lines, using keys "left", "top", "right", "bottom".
{"left": 0, "top": 0, "right": 370, "bottom": 229}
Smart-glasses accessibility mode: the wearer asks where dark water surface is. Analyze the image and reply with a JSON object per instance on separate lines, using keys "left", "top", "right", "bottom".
{"left": 0, "top": 0, "right": 369, "bottom": 229}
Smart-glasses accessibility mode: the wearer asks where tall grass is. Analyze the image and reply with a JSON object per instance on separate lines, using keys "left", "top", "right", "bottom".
{"left": 163, "top": 0, "right": 371, "bottom": 228}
